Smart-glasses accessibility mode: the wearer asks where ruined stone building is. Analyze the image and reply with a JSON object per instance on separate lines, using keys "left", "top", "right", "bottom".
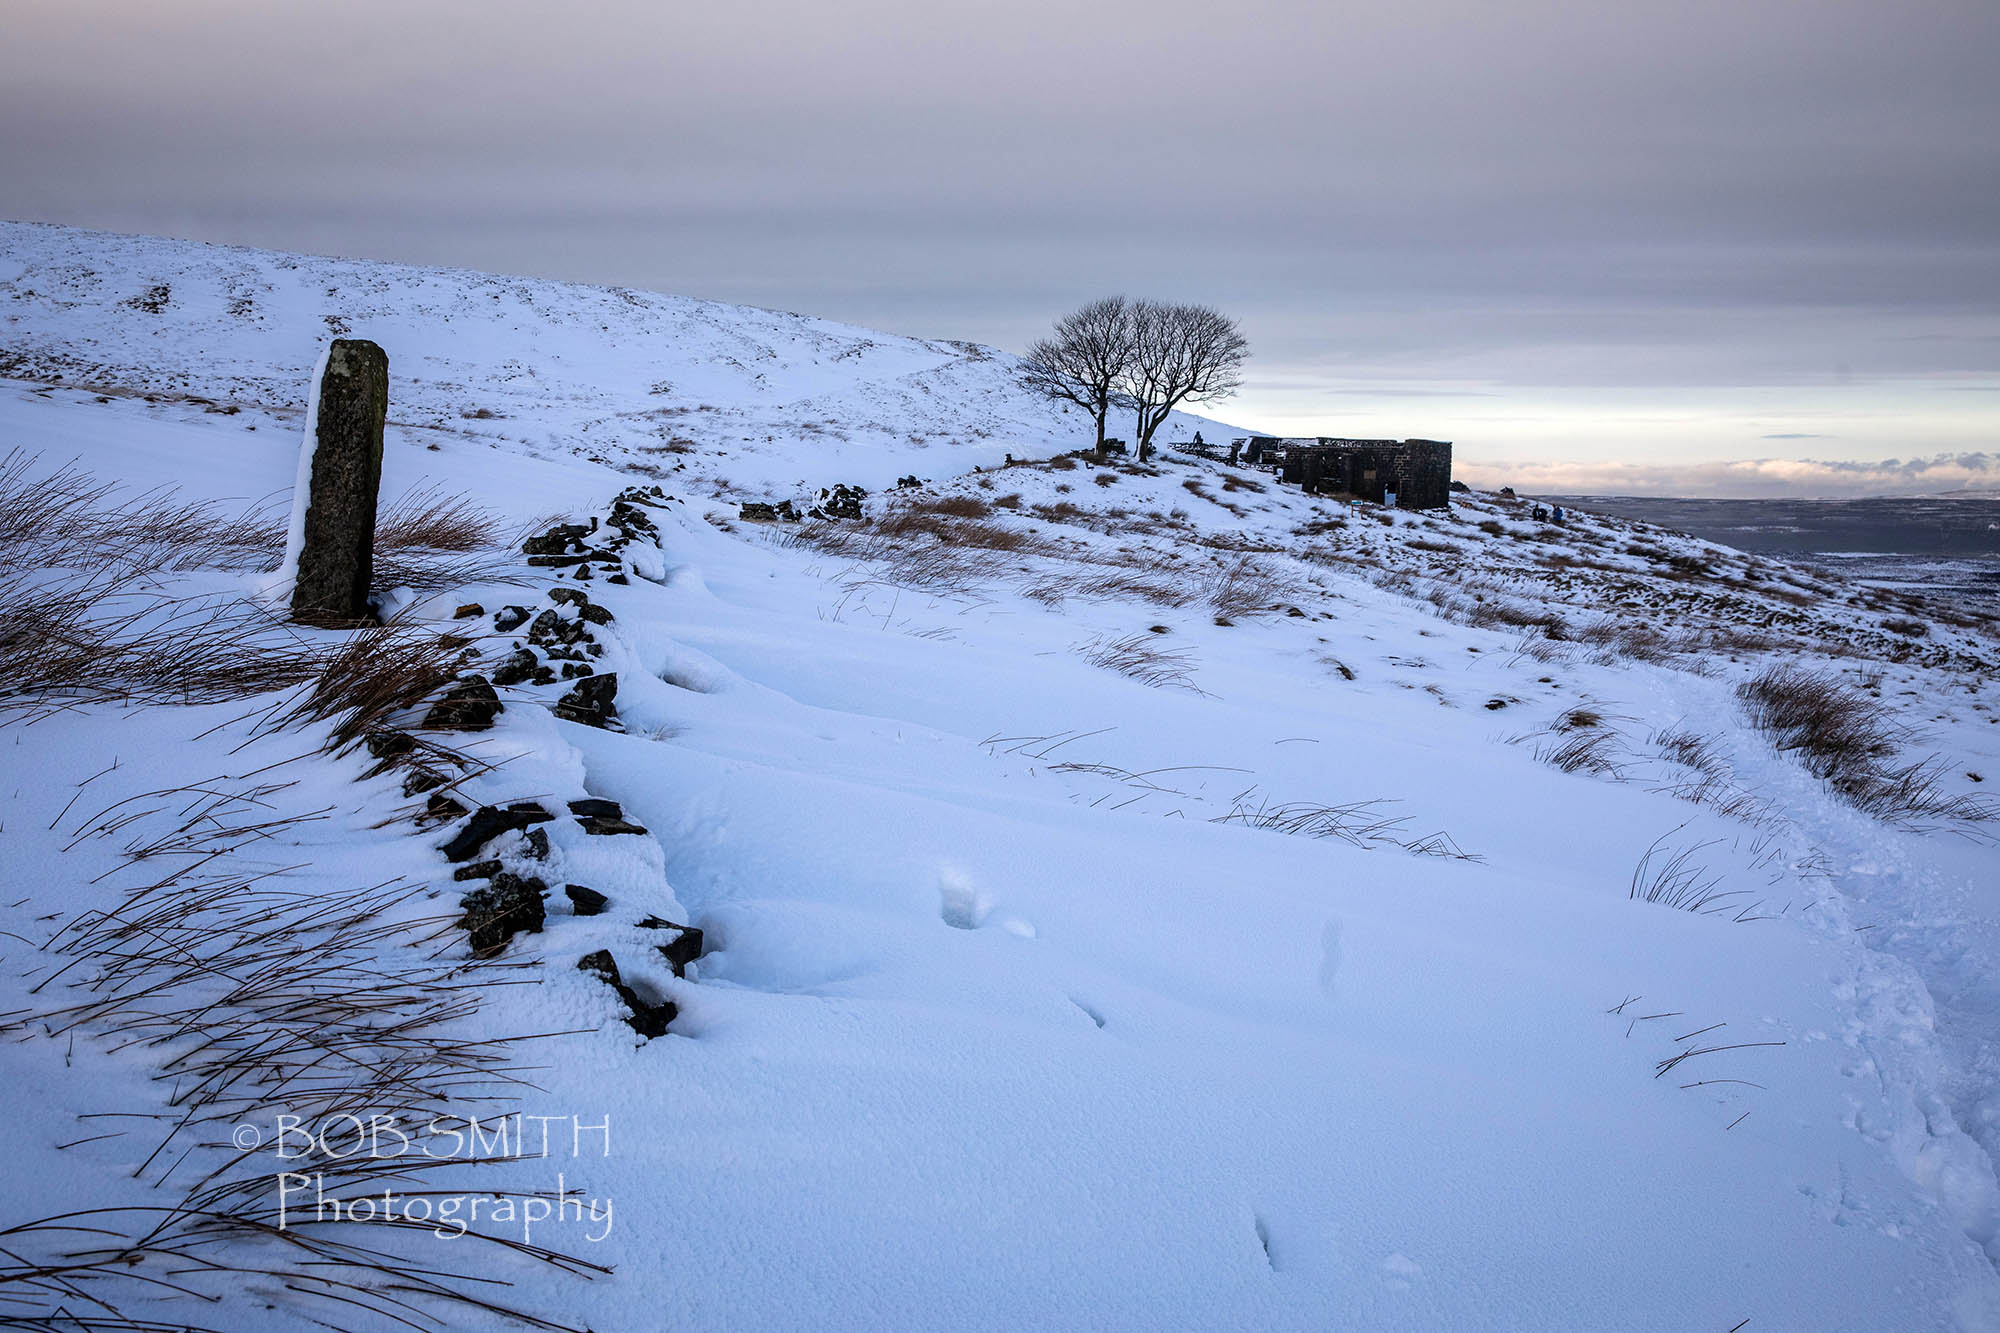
{"left": 1231, "top": 436, "right": 1454, "bottom": 510}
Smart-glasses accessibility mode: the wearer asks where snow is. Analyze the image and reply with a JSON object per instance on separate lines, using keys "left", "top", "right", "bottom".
{"left": 0, "top": 220, "right": 1236, "bottom": 501}
{"left": 3, "top": 224, "right": 2000, "bottom": 1331}
{"left": 274, "top": 340, "right": 333, "bottom": 597}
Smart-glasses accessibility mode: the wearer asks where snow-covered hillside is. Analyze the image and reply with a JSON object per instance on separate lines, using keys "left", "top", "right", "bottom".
{"left": 4, "top": 226, "right": 2000, "bottom": 1332}
{"left": 0, "top": 221, "right": 1235, "bottom": 497}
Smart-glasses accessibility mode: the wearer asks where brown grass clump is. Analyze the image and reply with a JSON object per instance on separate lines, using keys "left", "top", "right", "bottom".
{"left": 1207, "top": 557, "right": 1281, "bottom": 620}
{"left": 1653, "top": 723, "right": 1726, "bottom": 776}
{"left": 0, "top": 454, "right": 511, "bottom": 720}
{"left": 3, "top": 771, "right": 602, "bottom": 1331}
{"left": 1076, "top": 633, "right": 1199, "bottom": 689}
{"left": 1737, "top": 665, "right": 1896, "bottom": 777}
{"left": 1214, "top": 792, "right": 1480, "bottom": 860}
{"left": 265, "top": 623, "right": 472, "bottom": 746}
{"left": 1536, "top": 728, "right": 1625, "bottom": 777}
{"left": 916, "top": 494, "right": 993, "bottom": 520}
{"left": 376, "top": 484, "right": 502, "bottom": 551}
{"left": 1025, "top": 571, "right": 1192, "bottom": 611}
{"left": 1628, "top": 831, "right": 1744, "bottom": 914}
{"left": 1737, "top": 664, "right": 1996, "bottom": 828}
{"left": 0, "top": 450, "right": 283, "bottom": 575}
{"left": 868, "top": 494, "right": 1032, "bottom": 554}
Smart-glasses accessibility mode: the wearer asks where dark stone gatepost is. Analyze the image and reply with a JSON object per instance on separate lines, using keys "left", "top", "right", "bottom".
{"left": 290, "top": 339, "right": 388, "bottom": 625}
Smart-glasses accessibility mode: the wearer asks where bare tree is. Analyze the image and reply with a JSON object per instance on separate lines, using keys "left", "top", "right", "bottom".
{"left": 1120, "top": 301, "right": 1249, "bottom": 456}
{"left": 1022, "top": 296, "right": 1137, "bottom": 452}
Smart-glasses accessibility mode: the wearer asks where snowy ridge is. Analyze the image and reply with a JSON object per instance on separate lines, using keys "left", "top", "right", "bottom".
{"left": 3, "top": 226, "right": 2000, "bottom": 1329}
{"left": 0, "top": 220, "right": 1237, "bottom": 497}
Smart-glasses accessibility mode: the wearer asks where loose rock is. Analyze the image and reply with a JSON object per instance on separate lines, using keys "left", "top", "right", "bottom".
{"left": 554, "top": 673, "right": 618, "bottom": 728}
{"left": 423, "top": 675, "right": 503, "bottom": 731}
{"left": 576, "top": 949, "right": 676, "bottom": 1037}
{"left": 440, "top": 802, "right": 555, "bottom": 862}
{"left": 459, "top": 873, "right": 547, "bottom": 955}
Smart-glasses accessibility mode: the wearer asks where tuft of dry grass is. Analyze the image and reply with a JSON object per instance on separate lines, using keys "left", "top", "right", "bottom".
{"left": 1, "top": 586, "right": 319, "bottom": 719}
{"left": 0, "top": 455, "right": 516, "bottom": 718}
{"left": 1653, "top": 723, "right": 1726, "bottom": 776}
{"left": 264, "top": 623, "right": 473, "bottom": 747}
{"left": 1738, "top": 664, "right": 1997, "bottom": 828}
{"left": 2, "top": 770, "right": 602, "bottom": 1331}
{"left": 1533, "top": 727, "right": 1625, "bottom": 777}
{"left": 1207, "top": 557, "right": 1281, "bottom": 621}
{"left": 1628, "top": 830, "right": 1746, "bottom": 914}
{"left": 1214, "top": 792, "right": 1482, "bottom": 860}
{"left": 1075, "top": 633, "right": 1200, "bottom": 689}
{"left": 1737, "top": 664, "right": 1897, "bottom": 780}
{"left": 375, "top": 485, "right": 502, "bottom": 552}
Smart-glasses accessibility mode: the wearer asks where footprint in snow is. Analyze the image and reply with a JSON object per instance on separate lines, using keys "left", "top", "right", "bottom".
{"left": 1380, "top": 1253, "right": 1422, "bottom": 1290}
{"left": 939, "top": 868, "right": 988, "bottom": 930}
{"left": 938, "top": 867, "right": 1035, "bottom": 937}
{"left": 1319, "top": 920, "right": 1344, "bottom": 999}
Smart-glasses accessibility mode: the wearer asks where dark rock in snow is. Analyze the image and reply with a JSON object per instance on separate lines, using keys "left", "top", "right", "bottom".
{"left": 402, "top": 765, "right": 449, "bottom": 796}
{"left": 459, "top": 873, "right": 547, "bottom": 955}
{"left": 440, "top": 802, "right": 554, "bottom": 862}
{"left": 567, "top": 798, "right": 624, "bottom": 818}
{"left": 576, "top": 949, "right": 676, "bottom": 1038}
{"left": 423, "top": 675, "right": 502, "bottom": 731}
{"left": 418, "top": 793, "right": 469, "bottom": 827}
{"left": 364, "top": 730, "right": 415, "bottom": 760}
{"left": 577, "top": 813, "right": 648, "bottom": 837}
{"left": 808, "top": 484, "right": 865, "bottom": 520}
{"left": 565, "top": 884, "right": 609, "bottom": 916}
{"left": 491, "top": 647, "right": 539, "bottom": 687}
{"left": 549, "top": 587, "right": 613, "bottom": 623}
{"left": 523, "top": 522, "right": 591, "bottom": 556}
{"left": 453, "top": 859, "right": 502, "bottom": 882}
{"left": 576, "top": 948, "right": 620, "bottom": 986}
{"left": 529, "top": 608, "right": 588, "bottom": 647}
{"left": 554, "top": 672, "right": 618, "bottom": 728}
{"left": 639, "top": 917, "right": 705, "bottom": 976}
{"left": 493, "top": 605, "right": 531, "bottom": 632}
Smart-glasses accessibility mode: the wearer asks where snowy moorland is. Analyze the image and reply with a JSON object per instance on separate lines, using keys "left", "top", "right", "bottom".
{"left": 3, "top": 225, "right": 2000, "bottom": 1332}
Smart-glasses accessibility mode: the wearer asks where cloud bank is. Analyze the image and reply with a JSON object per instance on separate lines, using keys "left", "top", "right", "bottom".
{"left": 1459, "top": 451, "right": 2000, "bottom": 499}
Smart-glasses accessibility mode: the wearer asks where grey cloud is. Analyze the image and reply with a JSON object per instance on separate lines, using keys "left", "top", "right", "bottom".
{"left": 1, "top": 0, "right": 1995, "bottom": 484}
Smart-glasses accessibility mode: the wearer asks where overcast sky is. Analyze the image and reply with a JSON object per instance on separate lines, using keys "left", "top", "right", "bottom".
{"left": 4, "top": 0, "right": 1996, "bottom": 493}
